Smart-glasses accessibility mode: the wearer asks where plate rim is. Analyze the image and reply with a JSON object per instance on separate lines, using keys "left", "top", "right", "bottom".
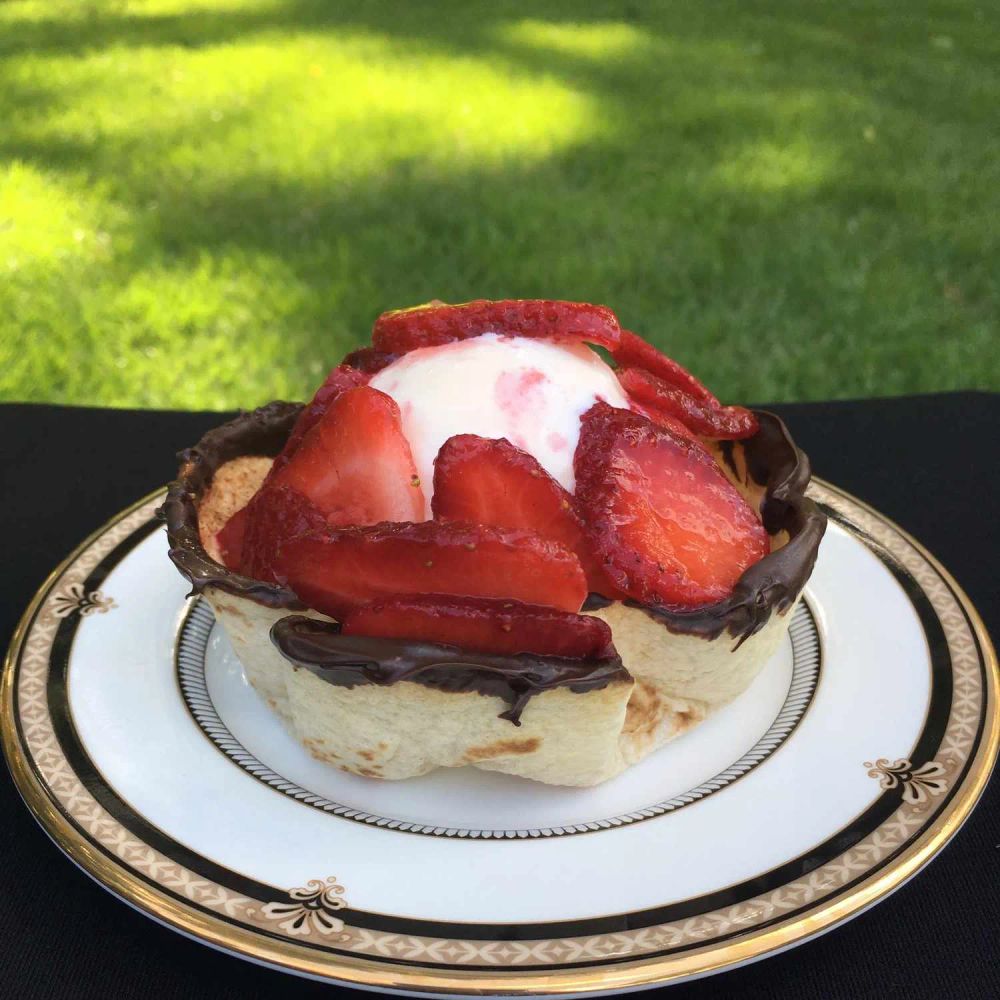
{"left": 2, "top": 480, "right": 997, "bottom": 996}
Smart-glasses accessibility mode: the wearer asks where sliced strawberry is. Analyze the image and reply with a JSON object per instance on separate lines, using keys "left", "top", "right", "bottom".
{"left": 240, "top": 484, "right": 329, "bottom": 583}
{"left": 628, "top": 400, "right": 706, "bottom": 448}
{"left": 342, "top": 346, "right": 398, "bottom": 374}
{"left": 342, "top": 595, "right": 615, "bottom": 659}
{"left": 612, "top": 329, "right": 718, "bottom": 404}
{"left": 372, "top": 299, "right": 621, "bottom": 354}
{"left": 574, "top": 403, "right": 769, "bottom": 609}
{"left": 270, "top": 385, "right": 425, "bottom": 527}
{"left": 618, "top": 367, "right": 758, "bottom": 440}
{"left": 432, "top": 434, "right": 622, "bottom": 597}
{"left": 275, "top": 520, "right": 588, "bottom": 619}
{"left": 216, "top": 505, "right": 249, "bottom": 571}
{"left": 272, "top": 364, "right": 369, "bottom": 473}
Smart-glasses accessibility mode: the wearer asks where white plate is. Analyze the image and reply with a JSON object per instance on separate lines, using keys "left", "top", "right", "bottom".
{"left": 3, "top": 480, "right": 996, "bottom": 996}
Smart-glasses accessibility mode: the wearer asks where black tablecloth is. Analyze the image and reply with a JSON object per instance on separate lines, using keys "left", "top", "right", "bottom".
{"left": 1, "top": 395, "right": 997, "bottom": 1000}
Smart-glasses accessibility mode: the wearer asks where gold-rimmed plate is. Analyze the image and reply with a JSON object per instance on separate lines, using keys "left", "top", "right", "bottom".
{"left": 2, "top": 480, "right": 996, "bottom": 996}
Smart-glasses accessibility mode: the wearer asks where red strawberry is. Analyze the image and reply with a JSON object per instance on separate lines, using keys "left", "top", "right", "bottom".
{"left": 618, "top": 367, "right": 758, "bottom": 440}
{"left": 216, "top": 505, "right": 249, "bottom": 571}
{"left": 274, "top": 520, "right": 588, "bottom": 619}
{"left": 574, "top": 403, "right": 769, "bottom": 609}
{"left": 372, "top": 299, "right": 621, "bottom": 354}
{"left": 342, "top": 595, "right": 615, "bottom": 659}
{"left": 611, "top": 329, "right": 718, "bottom": 404}
{"left": 342, "top": 346, "right": 398, "bottom": 374}
{"left": 271, "top": 385, "right": 425, "bottom": 527}
{"left": 272, "top": 364, "right": 369, "bottom": 473}
{"left": 240, "top": 484, "right": 329, "bottom": 583}
{"left": 627, "top": 400, "right": 706, "bottom": 448}
{"left": 432, "top": 434, "right": 623, "bottom": 598}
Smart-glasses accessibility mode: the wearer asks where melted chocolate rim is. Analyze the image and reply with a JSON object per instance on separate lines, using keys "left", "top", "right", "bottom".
{"left": 159, "top": 400, "right": 307, "bottom": 609}
{"left": 160, "top": 403, "right": 826, "bottom": 641}
{"left": 270, "top": 615, "right": 630, "bottom": 726}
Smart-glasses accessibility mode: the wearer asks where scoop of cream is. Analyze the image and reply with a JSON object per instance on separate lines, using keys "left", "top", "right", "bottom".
{"left": 369, "top": 334, "right": 630, "bottom": 518}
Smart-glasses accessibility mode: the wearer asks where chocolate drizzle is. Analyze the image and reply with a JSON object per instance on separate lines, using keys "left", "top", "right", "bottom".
{"left": 613, "top": 412, "right": 827, "bottom": 644}
{"left": 271, "top": 615, "right": 629, "bottom": 725}
{"left": 159, "top": 401, "right": 307, "bottom": 609}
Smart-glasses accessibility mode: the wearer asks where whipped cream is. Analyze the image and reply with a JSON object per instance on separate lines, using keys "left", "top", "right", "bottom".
{"left": 369, "top": 334, "right": 630, "bottom": 517}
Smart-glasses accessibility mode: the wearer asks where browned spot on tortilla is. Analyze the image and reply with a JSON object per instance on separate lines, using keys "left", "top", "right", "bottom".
{"left": 197, "top": 455, "right": 273, "bottom": 544}
{"left": 674, "top": 707, "right": 701, "bottom": 733}
{"left": 357, "top": 767, "right": 382, "bottom": 778}
{"left": 302, "top": 738, "right": 339, "bottom": 765}
{"left": 215, "top": 602, "right": 252, "bottom": 627}
{"left": 464, "top": 737, "right": 540, "bottom": 762}
{"left": 300, "top": 737, "right": 340, "bottom": 762}
{"left": 623, "top": 680, "right": 662, "bottom": 741}
{"left": 359, "top": 749, "right": 375, "bottom": 761}
{"left": 625, "top": 683, "right": 704, "bottom": 748}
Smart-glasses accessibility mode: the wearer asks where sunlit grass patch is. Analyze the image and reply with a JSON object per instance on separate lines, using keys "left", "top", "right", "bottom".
{"left": 710, "top": 138, "right": 835, "bottom": 194}
{"left": 500, "top": 20, "right": 653, "bottom": 61}
{"left": 0, "top": 0, "right": 996, "bottom": 409}
{"left": 0, "top": 163, "right": 121, "bottom": 266}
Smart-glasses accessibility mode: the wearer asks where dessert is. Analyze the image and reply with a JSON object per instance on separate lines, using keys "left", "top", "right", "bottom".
{"left": 162, "top": 300, "right": 826, "bottom": 786}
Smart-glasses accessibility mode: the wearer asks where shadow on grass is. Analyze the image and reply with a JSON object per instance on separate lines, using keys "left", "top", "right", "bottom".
{"left": 1, "top": 0, "right": 997, "bottom": 403}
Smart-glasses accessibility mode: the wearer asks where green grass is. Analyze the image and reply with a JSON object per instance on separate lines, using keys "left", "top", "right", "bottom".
{"left": 1, "top": 0, "right": 997, "bottom": 410}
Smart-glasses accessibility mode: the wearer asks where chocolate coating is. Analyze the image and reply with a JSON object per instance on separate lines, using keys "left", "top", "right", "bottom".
{"left": 271, "top": 615, "right": 629, "bottom": 725}
{"left": 159, "top": 401, "right": 307, "bottom": 608}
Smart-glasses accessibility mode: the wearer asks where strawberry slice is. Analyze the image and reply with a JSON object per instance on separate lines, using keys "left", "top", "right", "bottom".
{"left": 224, "top": 380, "right": 422, "bottom": 581}
{"left": 342, "top": 346, "right": 398, "bottom": 374}
{"left": 271, "top": 385, "right": 425, "bottom": 527}
{"left": 627, "top": 400, "right": 706, "bottom": 448}
{"left": 216, "top": 505, "right": 249, "bottom": 571}
{"left": 274, "top": 520, "right": 588, "bottom": 619}
{"left": 342, "top": 595, "right": 615, "bottom": 659}
{"left": 372, "top": 299, "right": 621, "bottom": 354}
{"left": 432, "top": 434, "right": 622, "bottom": 597}
{"left": 240, "top": 484, "right": 329, "bottom": 583}
{"left": 611, "top": 329, "right": 718, "bottom": 404}
{"left": 272, "top": 364, "right": 369, "bottom": 473}
{"left": 618, "top": 367, "right": 758, "bottom": 440}
{"left": 574, "top": 402, "right": 769, "bottom": 609}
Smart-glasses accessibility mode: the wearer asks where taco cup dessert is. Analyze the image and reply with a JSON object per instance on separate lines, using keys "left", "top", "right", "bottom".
{"left": 162, "top": 300, "right": 826, "bottom": 787}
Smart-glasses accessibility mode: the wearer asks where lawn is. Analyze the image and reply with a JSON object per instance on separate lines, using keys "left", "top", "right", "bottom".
{"left": 1, "top": 0, "right": 997, "bottom": 411}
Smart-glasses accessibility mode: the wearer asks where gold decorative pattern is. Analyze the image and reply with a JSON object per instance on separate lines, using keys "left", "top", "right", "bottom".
{"left": 865, "top": 759, "right": 950, "bottom": 807}
{"left": 254, "top": 877, "right": 350, "bottom": 940}
{"left": 51, "top": 582, "right": 116, "bottom": 618}
{"left": 2, "top": 482, "right": 996, "bottom": 993}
